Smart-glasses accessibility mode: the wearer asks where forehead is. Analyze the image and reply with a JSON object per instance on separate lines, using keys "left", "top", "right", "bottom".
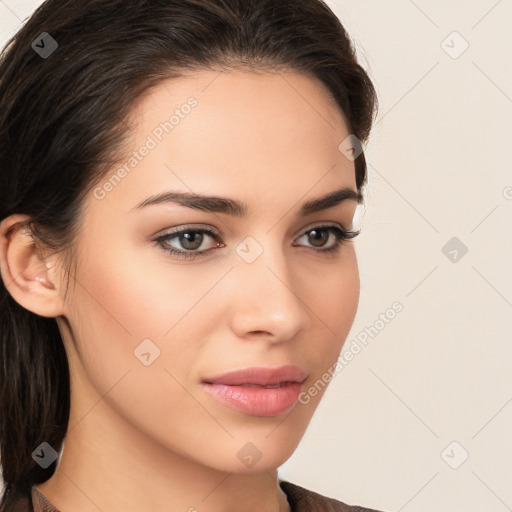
{"left": 136, "top": 68, "right": 347, "bottom": 124}
{"left": 128, "top": 68, "right": 351, "bottom": 157}
{"left": 87, "top": 69, "right": 356, "bottom": 216}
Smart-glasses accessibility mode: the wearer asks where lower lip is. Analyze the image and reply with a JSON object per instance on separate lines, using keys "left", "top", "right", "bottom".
{"left": 202, "top": 382, "right": 303, "bottom": 417}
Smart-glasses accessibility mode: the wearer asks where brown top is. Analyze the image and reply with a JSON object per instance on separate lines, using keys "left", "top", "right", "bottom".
{"left": 7, "top": 480, "right": 386, "bottom": 512}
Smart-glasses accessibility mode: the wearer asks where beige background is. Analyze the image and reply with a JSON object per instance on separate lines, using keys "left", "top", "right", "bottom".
{"left": 1, "top": 1, "right": 511, "bottom": 511}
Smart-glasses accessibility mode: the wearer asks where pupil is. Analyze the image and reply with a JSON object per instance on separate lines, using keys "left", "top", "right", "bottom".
{"left": 309, "top": 229, "right": 328, "bottom": 247}
{"left": 181, "top": 232, "right": 202, "bottom": 250}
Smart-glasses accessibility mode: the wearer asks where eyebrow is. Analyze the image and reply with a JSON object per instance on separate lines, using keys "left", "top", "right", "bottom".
{"left": 130, "top": 186, "right": 363, "bottom": 217}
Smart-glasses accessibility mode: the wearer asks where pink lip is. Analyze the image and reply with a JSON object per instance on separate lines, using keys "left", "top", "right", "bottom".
{"left": 202, "top": 365, "right": 308, "bottom": 386}
{"left": 201, "top": 365, "right": 308, "bottom": 417}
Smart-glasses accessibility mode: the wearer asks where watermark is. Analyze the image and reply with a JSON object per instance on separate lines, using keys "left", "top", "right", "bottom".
{"left": 442, "top": 236, "right": 468, "bottom": 263}
{"left": 298, "top": 301, "right": 403, "bottom": 404}
{"left": 441, "top": 441, "right": 469, "bottom": 469}
{"left": 32, "top": 441, "right": 59, "bottom": 469}
{"left": 133, "top": 338, "right": 161, "bottom": 366}
{"left": 32, "top": 32, "right": 58, "bottom": 59}
{"left": 237, "top": 442, "right": 262, "bottom": 468}
{"left": 503, "top": 186, "right": 512, "bottom": 200}
{"left": 235, "top": 236, "right": 264, "bottom": 264}
{"left": 440, "top": 31, "right": 469, "bottom": 60}
{"left": 93, "top": 97, "right": 198, "bottom": 200}
{"left": 338, "top": 134, "right": 364, "bottom": 161}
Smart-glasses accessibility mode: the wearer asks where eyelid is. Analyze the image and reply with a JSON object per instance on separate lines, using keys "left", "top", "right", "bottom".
{"left": 296, "top": 220, "right": 350, "bottom": 235}
{"left": 157, "top": 223, "right": 221, "bottom": 237}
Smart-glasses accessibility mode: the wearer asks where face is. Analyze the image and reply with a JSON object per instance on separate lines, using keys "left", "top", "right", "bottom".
{"left": 53, "top": 70, "right": 361, "bottom": 473}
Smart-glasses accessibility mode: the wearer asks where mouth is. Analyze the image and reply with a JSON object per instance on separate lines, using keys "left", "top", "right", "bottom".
{"left": 202, "top": 365, "right": 308, "bottom": 387}
{"left": 231, "top": 382, "right": 298, "bottom": 388}
{"left": 201, "top": 365, "right": 308, "bottom": 417}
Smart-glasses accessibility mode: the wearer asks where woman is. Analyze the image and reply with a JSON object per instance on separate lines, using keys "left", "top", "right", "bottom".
{"left": 0, "top": 0, "right": 383, "bottom": 510}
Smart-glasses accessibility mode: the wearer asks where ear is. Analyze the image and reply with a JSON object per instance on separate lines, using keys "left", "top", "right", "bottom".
{"left": 0, "top": 214, "right": 66, "bottom": 318}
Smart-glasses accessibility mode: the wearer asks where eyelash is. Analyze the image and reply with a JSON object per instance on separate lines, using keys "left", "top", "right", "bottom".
{"left": 153, "top": 223, "right": 360, "bottom": 261}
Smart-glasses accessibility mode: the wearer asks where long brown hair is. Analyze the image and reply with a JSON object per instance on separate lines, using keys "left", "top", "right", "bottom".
{"left": 0, "top": 0, "right": 378, "bottom": 508}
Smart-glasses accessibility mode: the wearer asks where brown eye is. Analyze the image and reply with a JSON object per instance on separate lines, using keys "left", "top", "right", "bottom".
{"left": 306, "top": 228, "right": 331, "bottom": 248}
{"left": 294, "top": 225, "right": 360, "bottom": 253}
{"left": 176, "top": 231, "right": 205, "bottom": 251}
{"left": 154, "top": 227, "right": 222, "bottom": 260}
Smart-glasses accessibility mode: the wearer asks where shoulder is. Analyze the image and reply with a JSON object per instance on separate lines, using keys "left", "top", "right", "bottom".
{"left": 279, "top": 480, "right": 387, "bottom": 512}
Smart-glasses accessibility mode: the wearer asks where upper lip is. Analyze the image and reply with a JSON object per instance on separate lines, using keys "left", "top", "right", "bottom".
{"left": 202, "top": 365, "right": 308, "bottom": 386}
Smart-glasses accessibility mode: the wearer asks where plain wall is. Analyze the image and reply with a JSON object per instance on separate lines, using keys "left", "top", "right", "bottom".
{"left": 0, "top": 1, "right": 510, "bottom": 511}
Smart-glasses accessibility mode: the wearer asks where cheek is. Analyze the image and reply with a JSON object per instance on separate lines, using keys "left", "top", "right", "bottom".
{"left": 67, "top": 237, "right": 230, "bottom": 379}
{"left": 311, "top": 249, "right": 360, "bottom": 342}
{"left": 295, "top": 249, "right": 359, "bottom": 393}
{"left": 73, "top": 233, "right": 218, "bottom": 331}
{"left": 287, "top": 251, "right": 359, "bottom": 416}
{"left": 64, "top": 243, "right": 219, "bottom": 442}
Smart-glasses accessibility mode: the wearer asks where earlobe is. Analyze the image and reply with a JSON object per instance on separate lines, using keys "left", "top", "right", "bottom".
{"left": 0, "top": 214, "right": 65, "bottom": 318}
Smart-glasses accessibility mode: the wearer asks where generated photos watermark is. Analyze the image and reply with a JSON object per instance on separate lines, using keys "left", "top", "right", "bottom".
{"left": 298, "top": 301, "right": 404, "bottom": 404}
{"left": 93, "top": 97, "right": 198, "bottom": 200}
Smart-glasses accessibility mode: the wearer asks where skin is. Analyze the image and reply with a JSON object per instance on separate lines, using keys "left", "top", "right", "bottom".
{"left": 0, "top": 70, "right": 361, "bottom": 512}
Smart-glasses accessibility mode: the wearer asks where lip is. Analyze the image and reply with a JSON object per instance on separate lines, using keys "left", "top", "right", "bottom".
{"left": 202, "top": 365, "right": 308, "bottom": 386}
{"left": 201, "top": 365, "right": 308, "bottom": 417}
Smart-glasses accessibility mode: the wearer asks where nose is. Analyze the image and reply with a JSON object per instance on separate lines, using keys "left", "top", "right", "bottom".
{"left": 228, "top": 239, "right": 311, "bottom": 343}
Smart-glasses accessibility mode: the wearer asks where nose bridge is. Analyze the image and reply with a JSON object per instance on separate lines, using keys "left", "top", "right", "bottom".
{"left": 228, "top": 232, "right": 310, "bottom": 339}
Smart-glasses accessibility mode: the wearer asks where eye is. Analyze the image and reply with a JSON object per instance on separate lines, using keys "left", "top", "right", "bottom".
{"left": 154, "top": 226, "right": 222, "bottom": 260}
{"left": 154, "top": 223, "right": 360, "bottom": 260}
{"left": 293, "top": 224, "right": 359, "bottom": 254}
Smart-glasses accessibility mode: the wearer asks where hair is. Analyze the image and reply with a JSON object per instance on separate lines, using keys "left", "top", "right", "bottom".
{"left": 0, "top": 0, "right": 378, "bottom": 507}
